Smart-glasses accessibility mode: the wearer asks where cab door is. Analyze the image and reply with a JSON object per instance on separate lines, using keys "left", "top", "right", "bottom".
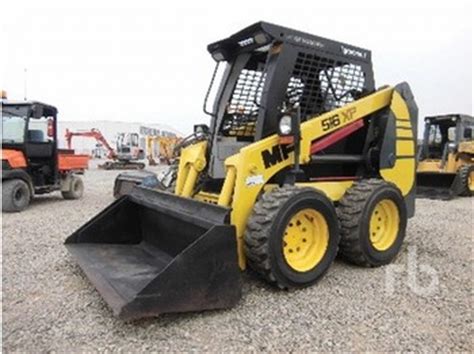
{"left": 25, "top": 113, "right": 57, "bottom": 186}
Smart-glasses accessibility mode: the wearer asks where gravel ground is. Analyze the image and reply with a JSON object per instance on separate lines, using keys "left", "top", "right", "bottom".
{"left": 2, "top": 165, "right": 473, "bottom": 352}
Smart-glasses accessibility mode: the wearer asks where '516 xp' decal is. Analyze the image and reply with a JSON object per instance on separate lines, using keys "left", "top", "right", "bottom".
{"left": 321, "top": 107, "right": 357, "bottom": 132}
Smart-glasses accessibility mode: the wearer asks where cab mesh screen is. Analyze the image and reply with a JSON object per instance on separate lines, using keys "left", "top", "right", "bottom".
{"left": 221, "top": 69, "right": 266, "bottom": 137}
{"left": 290, "top": 52, "right": 366, "bottom": 120}
{"left": 220, "top": 51, "right": 366, "bottom": 137}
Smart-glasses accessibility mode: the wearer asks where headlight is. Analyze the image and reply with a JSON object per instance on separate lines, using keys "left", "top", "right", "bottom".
{"left": 279, "top": 115, "right": 293, "bottom": 135}
{"left": 194, "top": 124, "right": 209, "bottom": 135}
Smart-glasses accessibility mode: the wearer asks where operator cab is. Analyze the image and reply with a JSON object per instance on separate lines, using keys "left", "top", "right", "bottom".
{"left": 203, "top": 22, "right": 375, "bottom": 179}
{"left": 2, "top": 101, "right": 58, "bottom": 187}
{"left": 115, "top": 132, "right": 145, "bottom": 162}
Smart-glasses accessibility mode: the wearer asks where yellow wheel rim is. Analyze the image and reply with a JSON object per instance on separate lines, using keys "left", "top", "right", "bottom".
{"left": 469, "top": 171, "right": 474, "bottom": 192}
{"left": 369, "top": 199, "right": 400, "bottom": 251}
{"left": 283, "top": 208, "right": 329, "bottom": 272}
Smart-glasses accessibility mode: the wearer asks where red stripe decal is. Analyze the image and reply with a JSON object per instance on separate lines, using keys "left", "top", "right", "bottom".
{"left": 310, "top": 120, "right": 365, "bottom": 155}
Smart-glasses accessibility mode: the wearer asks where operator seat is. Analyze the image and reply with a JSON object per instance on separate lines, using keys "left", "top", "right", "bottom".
{"left": 26, "top": 129, "right": 54, "bottom": 158}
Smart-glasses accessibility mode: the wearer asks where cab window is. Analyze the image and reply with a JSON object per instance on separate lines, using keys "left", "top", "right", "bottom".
{"left": 428, "top": 124, "right": 442, "bottom": 145}
{"left": 28, "top": 117, "right": 54, "bottom": 143}
{"left": 447, "top": 127, "right": 456, "bottom": 142}
{"left": 462, "top": 125, "right": 473, "bottom": 140}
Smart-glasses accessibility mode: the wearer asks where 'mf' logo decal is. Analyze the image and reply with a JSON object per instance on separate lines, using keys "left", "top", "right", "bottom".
{"left": 261, "top": 144, "right": 295, "bottom": 169}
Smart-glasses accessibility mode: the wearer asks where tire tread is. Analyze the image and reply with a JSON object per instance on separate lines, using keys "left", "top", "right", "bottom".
{"left": 457, "top": 165, "right": 473, "bottom": 196}
{"left": 245, "top": 185, "right": 337, "bottom": 289}
{"left": 337, "top": 179, "right": 397, "bottom": 267}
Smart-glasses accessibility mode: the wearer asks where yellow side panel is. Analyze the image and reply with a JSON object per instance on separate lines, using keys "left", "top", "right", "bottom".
{"left": 381, "top": 159, "right": 416, "bottom": 195}
{"left": 459, "top": 141, "right": 474, "bottom": 154}
{"left": 397, "top": 129, "right": 413, "bottom": 138}
{"left": 296, "top": 181, "right": 354, "bottom": 201}
{"left": 445, "top": 153, "right": 458, "bottom": 173}
{"left": 396, "top": 120, "right": 411, "bottom": 128}
{"left": 447, "top": 153, "right": 472, "bottom": 173}
{"left": 391, "top": 92, "right": 410, "bottom": 120}
{"left": 264, "top": 181, "right": 354, "bottom": 201}
{"left": 380, "top": 91, "right": 415, "bottom": 196}
{"left": 397, "top": 140, "right": 415, "bottom": 156}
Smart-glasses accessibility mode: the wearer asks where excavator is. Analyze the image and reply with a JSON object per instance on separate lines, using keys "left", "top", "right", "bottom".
{"left": 65, "top": 22, "right": 418, "bottom": 319}
{"left": 65, "top": 129, "right": 146, "bottom": 170}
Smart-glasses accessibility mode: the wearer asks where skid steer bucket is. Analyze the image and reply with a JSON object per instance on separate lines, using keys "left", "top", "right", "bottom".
{"left": 416, "top": 172, "right": 458, "bottom": 200}
{"left": 65, "top": 186, "right": 241, "bottom": 320}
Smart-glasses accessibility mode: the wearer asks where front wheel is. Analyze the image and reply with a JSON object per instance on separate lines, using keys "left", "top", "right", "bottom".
{"left": 457, "top": 165, "right": 474, "bottom": 196}
{"left": 2, "top": 179, "right": 31, "bottom": 212}
{"left": 244, "top": 186, "right": 340, "bottom": 289}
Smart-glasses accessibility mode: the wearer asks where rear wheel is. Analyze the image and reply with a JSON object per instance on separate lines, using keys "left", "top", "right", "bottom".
{"left": 2, "top": 179, "right": 31, "bottom": 212}
{"left": 62, "top": 176, "right": 84, "bottom": 200}
{"left": 457, "top": 165, "right": 474, "bottom": 196}
{"left": 244, "top": 186, "right": 340, "bottom": 289}
{"left": 337, "top": 179, "right": 407, "bottom": 267}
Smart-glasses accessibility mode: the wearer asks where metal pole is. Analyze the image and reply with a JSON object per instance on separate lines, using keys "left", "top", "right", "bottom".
{"left": 23, "top": 68, "right": 27, "bottom": 100}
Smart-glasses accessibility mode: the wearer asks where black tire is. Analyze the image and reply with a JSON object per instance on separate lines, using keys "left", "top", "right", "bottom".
{"left": 337, "top": 179, "right": 407, "bottom": 267}
{"left": 244, "top": 186, "right": 340, "bottom": 289}
{"left": 62, "top": 176, "right": 84, "bottom": 200}
{"left": 2, "top": 179, "right": 31, "bottom": 212}
{"left": 457, "top": 165, "right": 473, "bottom": 196}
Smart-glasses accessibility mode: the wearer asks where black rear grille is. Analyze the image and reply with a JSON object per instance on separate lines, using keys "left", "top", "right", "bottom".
{"left": 290, "top": 52, "right": 366, "bottom": 120}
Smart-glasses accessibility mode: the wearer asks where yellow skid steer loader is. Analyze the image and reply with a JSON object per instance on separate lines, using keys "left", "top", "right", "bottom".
{"left": 65, "top": 22, "right": 418, "bottom": 319}
{"left": 417, "top": 114, "right": 474, "bottom": 199}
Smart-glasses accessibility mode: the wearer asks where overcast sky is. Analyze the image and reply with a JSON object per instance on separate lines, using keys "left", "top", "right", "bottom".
{"left": 2, "top": 0, "right": 472, "bottom": 135}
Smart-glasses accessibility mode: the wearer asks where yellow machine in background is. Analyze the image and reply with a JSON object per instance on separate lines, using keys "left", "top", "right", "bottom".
{"left": 417, "top": 114, "right": 474, "bottom": 198}
{"left": 65, "top": 22, "right": 419, "bottom": 320}
{"left": 146, "top": 135, "right": 182, "bottom": 165}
